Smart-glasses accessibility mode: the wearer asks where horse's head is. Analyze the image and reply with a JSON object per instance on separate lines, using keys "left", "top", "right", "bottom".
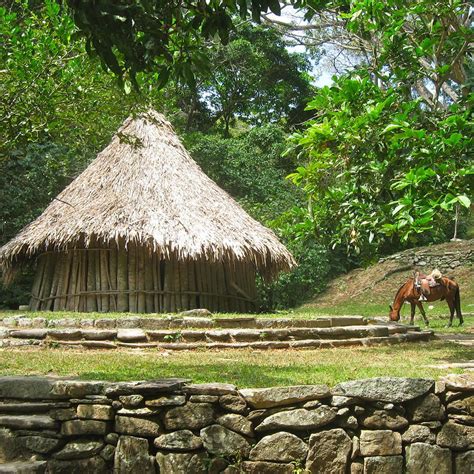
{"left": 388, "top": 304, "right": 400, "bottom": 321}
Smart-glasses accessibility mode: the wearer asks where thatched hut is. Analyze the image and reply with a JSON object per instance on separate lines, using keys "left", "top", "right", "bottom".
{"left": 0, "top": 110, "right": 295, "bottom": 313}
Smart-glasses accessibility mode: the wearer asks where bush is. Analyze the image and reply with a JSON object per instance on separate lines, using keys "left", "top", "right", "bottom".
{"left": 258, "top": 239, "right": 331, "bottom": 310}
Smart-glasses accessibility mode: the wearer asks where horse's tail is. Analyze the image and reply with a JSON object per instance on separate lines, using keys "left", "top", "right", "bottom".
{"left": 455, "top": 284, "right": 463, "bottom": 321}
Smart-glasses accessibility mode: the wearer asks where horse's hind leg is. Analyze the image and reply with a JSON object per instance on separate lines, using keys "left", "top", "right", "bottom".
{"left": 455, "top": 288, "right": 463, "bottom": 326}
{"left": 410, "top": 303, "right": 416, "bottom": 326}
{"left": 446, "top": 298, "right": 455, "bottom": 328}
{"left": 415, "top": 301, "right": 429, "bottom": 326}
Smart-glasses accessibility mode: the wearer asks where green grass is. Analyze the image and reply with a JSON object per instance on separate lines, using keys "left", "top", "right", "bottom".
{"left": 0, "top": 341, "right": 471, "bottom": 387}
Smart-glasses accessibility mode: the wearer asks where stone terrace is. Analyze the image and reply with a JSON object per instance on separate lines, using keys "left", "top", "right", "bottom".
{"left": 0, "top": 314, "right": 433, "bottom": 351}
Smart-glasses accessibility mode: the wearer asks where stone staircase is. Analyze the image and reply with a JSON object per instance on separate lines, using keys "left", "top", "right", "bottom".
{"left": 0, "top": 315, "right": 433, "bottom": 351}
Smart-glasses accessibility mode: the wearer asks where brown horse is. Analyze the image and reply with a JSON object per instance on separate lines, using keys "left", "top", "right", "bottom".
{"left": 389, "top": 273, "right": 463, "bottom": 327}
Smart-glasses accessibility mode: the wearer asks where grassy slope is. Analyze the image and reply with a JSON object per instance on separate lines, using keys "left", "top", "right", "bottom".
{"left": 302, "top": 240, "right": 474, "bottom": 331}
{"left": 0, "top": 342, "right": 471, "bottom": 387}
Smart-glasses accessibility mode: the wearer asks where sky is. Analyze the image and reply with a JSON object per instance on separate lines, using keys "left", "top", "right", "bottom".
{"left": 266, "top": 6, "right": 336, "bottom": 88}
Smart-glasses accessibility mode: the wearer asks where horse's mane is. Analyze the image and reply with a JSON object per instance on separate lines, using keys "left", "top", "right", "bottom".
{"left": 393, "top": 278, "right": 413, "bottom": 301}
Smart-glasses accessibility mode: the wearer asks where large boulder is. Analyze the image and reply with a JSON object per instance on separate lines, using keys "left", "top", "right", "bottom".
{"left": 239, "top": 385, "right": 330, "bottom": 409}
{"left": 407, "top": 394, "right": 445, "bottom": 422}
{"left": 114, "top": 436, "right": 155, "bottom": 474}
{"left": 359, "top": 430, "right": 402, "bottom": 456}
{"left": 360, "top": 409, "right": 409, "bottom": 430}
{"left": 305, "top": 428, "right": 351, "bottom": 474}
{"left": 455, "top": 451, "right": 474, "bottom": 473}
{"left": 115, "top": 416, "right": 161, "bottom": 437}
{"left": 217, "top": 414, "right": 253, "bottom": 437}
{"left": 164, "top": 403, "right": 214, "bottom": 430}
{"left": 249, "top": 432, "right": 308, "bottom": 462}
{"left": 437, "top": 421, "right": 474, "bottom": 450}
{"left": 153, "top": 430, "right": 202, "bottom": 451}
{"left": 364, "top": 456, "right": 403, "bottom": 474}
{"left": 46, "top": 456, "right": 107, "bottom": 474}
{"left": 255, "top": 406, "right": 336, "bottom": 432}
{"left": 61, "top": 420, "right": 108, "bottom": 436}
{"left": 18, "top": 435, "right": 62, "bottom": 454}
{"left": 200, "top": 424, "right": 251, "bottom": 457}
{"left": 406, "top": 443, "right": 452, "bottom": 474}
{"left": 240, "top": 461, "right": 294, "bottom": 473}
{"left": 333, "top": 378, "right": 433, "bottom": 403}
{"left": 52, "top": 439, "right": 104, "bottom": 460}
{"left": 76, "top": 404, "right": 114, "bottom": 421}
{"left": 155, "top": 452, "right": 206, "bottom": 474}
{"left": 401, "top": 425, "right": 435, "bottom": 444}
{"left": 0, "top": 415, "right": 57, "bottom": 431}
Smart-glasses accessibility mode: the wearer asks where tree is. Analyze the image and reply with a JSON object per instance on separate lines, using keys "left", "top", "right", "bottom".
{"left": 287, "top": 71, "right": 472, "bottom": 261}
{"left": 266, "top": 0, "right": 472, "bottom": 110}
{"left": 64, "top": 0, "right": 294, "bottom": 87}
{"left": 200, "top": 24, "right": 314, "bottom": 135}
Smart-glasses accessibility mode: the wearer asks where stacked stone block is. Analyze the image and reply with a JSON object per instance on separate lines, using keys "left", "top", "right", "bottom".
{"left": 0, "top": 374, "right": 472, "bottom": 473}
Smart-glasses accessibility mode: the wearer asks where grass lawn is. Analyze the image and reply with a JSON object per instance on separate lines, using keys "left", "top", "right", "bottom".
{"left": 0, "top": 341, "right": 471, "bottom": 387}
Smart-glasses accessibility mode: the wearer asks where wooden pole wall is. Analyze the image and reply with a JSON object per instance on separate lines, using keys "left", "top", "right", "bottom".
{"left": 31, "top": 246, "right": 258, "bottom": 313}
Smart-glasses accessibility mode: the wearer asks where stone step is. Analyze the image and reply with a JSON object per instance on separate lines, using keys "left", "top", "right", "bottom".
{"left": 0, "top": 315, "right": 368, "bottom": 331}
{"left": 2, "top": 324, "right": 416, "bottom": 344}
{"left": 0, "top": 330, "right": 433, "bottom": 351}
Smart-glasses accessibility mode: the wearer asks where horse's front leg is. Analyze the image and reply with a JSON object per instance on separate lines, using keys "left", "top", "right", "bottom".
{"left": 415, "top": 301, "right": 429, "bottom": 326}
{"left": 410, "top": 302, "right": 416, "bottom": 326}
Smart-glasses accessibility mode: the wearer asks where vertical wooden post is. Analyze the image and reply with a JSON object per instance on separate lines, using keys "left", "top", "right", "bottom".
{"left": 128, "top": 244, "right": 137, "bottom": 312}
{"left": 95, "top": 250, "right": 102, "bottom": 312}
{"left": 86, "top": 250, "right": 97, "bottom": 312}
{"left": 173, "top": 258, "right": 181, "bottom": 312}
{"left": 117, "top": 247, "right": 128, "bottom": 312}
{"left": 187, "top": 262, "right": 196, "bottom": 309}
{"left": 100, "top": 249, "right": 110, "bottom": 312}
{"left": 109, "top": 246, "right": 118, "bottom": 311}
{"left": 66, "top": 252, "right": 78, "bottom": 311}
{"left": 30, "top": 255, "right": 45, "bottom": 311}
{"left": 44, "top": 254, "right": 60, "bottom": 311}
{"left": 197, "top": 262, "right": 205, "bottom": 310}
{"left": 53, "top": 252, "right": 67, "bottom": 311}
{"left": 137, "top": 247, "right": 146, "bottom": 313}
{"left": 163, "top": 260, "right": 171, "bottom": 312}
{"left": 73, "top": 251, "right": 81, "bottom": 312}
{"left": 144, "top": 249, "right": 154, "bottom": 313}
{"left": 152, "top": 252, "right": 159, "bottom": 312}
{"left": 39, "top": 255, "right": 54, "bottom": 310}
{"left": 179, "top": 260, "right": 188, "bottom": 310}
{"left": 57, "top": 251, "right": 73, "bottom": 311}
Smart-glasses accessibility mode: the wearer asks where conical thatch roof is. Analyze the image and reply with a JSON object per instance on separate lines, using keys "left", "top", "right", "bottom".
{"left": 0, "top": 110, "right": 295, "bottom": 281}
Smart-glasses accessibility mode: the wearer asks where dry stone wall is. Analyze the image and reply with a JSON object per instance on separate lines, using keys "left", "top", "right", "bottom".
{"left": 378, "top": 239, "right": 473, "bottom": 271}
{"left": 0, "top": 374, "right": 472, "bottom": 473}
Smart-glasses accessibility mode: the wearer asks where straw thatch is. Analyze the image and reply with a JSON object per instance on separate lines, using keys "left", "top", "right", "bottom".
{"left": 0, "top": 110, "right": 295, "bottom": 312}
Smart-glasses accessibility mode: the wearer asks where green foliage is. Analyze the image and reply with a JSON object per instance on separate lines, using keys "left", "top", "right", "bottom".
{"left": 259, "top": 239, "right": 331, "bottom": 309}
{"left": 201, "top": 24, "right": 314, "bottom": 134}
{"left": 0, "top": 0, "right": 143, "bottom": 158}
{"left": 65, "top": 0, "right": 296, "bottom": 87}
{"left": 185, "top": 124, "right": 301, "bottom": 223}
{"left": 166, "top": 23, "right": 314, "bottom": 135}
{"left": 288, "top": 73, "right": 473, "bottom": 261}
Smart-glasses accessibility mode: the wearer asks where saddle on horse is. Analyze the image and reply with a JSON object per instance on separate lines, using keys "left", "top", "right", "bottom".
{"left": 414, "top": 269, "right": 443, "bottom": 301}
